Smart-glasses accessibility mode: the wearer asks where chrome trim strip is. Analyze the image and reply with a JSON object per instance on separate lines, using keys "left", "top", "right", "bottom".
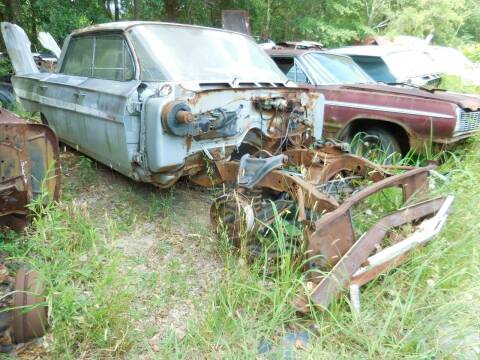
{"left": 325, "top": 100, "right": 455, "bottom": 119}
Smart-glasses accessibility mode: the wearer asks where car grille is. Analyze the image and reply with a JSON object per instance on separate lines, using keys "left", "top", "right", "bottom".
{"left": 456, "top": 110, "right": 480, "bottom": 135}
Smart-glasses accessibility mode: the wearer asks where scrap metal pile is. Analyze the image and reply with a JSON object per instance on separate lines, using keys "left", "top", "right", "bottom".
{"left": 0, "top": 108, "right": 59, "bottom": 352}
{"left": 209, "top": 144, "right": 453, "bottom": 313}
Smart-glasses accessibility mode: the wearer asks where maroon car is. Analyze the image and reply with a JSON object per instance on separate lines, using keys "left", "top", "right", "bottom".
{"left": 267, "top": 45, "right": 480, "bottom": 157}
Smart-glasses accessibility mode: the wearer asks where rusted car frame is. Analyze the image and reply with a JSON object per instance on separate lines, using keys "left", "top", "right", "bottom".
{"left": 210, "top": 146, "right": 452, "bottom": 313}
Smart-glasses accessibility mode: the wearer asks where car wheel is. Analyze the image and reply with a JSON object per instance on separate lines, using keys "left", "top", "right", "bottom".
{"left": 350, "top": 127, "right": 402, "bottom": 164}
{"left": 0, "top": 88, "right": 14, "bottom": 108}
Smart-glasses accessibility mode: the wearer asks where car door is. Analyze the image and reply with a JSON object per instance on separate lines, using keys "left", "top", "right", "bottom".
{"left": 41, "top": 33, "right": 141, "bottom": 174}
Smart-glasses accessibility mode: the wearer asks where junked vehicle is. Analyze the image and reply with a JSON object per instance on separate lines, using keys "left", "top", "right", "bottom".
{"left": 2, "top": 22, "right": 453, "bottom": 312}
{"left": 359, "top": 37, "right": 480, "bottom": 87}
{"left": 1, "top": 21, "right": 323, "bottom": 188}
{"left": 425, "top": 46, "right": 480, "bottom": 86}
{"left": 268, "top": 44, "right": 480, "bottom": 157}
{"left": 330, "top": 45, "right": 441, "bottom": 87}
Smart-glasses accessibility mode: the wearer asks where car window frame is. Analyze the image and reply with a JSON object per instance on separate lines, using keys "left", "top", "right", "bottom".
{"left": 60, "top": 32, "right": 137, "bottom": 82}
{"left": 271, "top": 55, "right": 313, "bottom": 85}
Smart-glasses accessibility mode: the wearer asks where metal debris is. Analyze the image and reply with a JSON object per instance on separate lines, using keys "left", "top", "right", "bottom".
{"left": 0, "top": 107, "right": 60, "bottom": 231}
{"left": 0, "top": 265, "right": 47, "bottom": 353}
{"left": 210, "top": 144, "right": 452, "bottom": 313}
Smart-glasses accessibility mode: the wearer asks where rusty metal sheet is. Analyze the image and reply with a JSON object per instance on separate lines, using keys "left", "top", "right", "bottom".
{"left": 210, "top": 146, "right": 446, "bottom": 316}
{"left": 297, "top": 196, "right": 448, "bottom": 312}
{"left": 306, "top": 165, "right": 434, "bottom": 269}
{"left": 0, "top": 108, "right": 60, "bottom": 231}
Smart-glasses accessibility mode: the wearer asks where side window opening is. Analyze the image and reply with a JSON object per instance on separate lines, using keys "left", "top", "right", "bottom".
{"left": 272, "top": 57, "right": 310, "bottom": 84}
{"left": 61, "top": 37, "right": 94, "bottom": 77}
{"left": 350, "top": 56, "right": 396, "bottom": 83}
{"left": 287, "top": 62, "right": 309, "bottom": 84}
{"left": 62, "top": 34, "right": 135, "bottom": 81}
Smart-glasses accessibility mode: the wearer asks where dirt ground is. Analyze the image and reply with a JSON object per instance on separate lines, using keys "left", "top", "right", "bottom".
{"left": 60, "top": 148, "right": 225, "bottom": 356}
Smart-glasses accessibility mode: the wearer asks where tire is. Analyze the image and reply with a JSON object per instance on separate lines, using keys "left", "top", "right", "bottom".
{"left": 349, "top": 127, "right": 403, "bottom": 164}
{"left": 0, "top": 85, "right": 14, "bottom": 108}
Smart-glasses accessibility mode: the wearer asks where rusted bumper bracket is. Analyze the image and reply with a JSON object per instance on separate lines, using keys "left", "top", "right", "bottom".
{"left": 300, "top": 195, "right": 454, "bottom": 313}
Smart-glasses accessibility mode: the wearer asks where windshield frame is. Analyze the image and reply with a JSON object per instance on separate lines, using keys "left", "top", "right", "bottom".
{"left": 125, "top": 23, "right": 288, "bottom": 84}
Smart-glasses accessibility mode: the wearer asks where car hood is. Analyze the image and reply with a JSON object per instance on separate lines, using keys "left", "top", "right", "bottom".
{"left": 338, "top": 83, "right": 480, "bottom": 111}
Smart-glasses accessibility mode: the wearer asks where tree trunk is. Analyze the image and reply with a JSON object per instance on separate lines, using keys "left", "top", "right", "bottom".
{"left": 114, "top": 0, "right": 120, "bottom": 21}
{"left": 29, "top": 0, "right": 36, "bottom": 41}
{"left": 133, "top": 0, "right": 141, "bottom": 19}
{"left": 8, "top": 0, "right": 21, "bottom": 24}
{"left": 165, "top": 0, "right": 177, "bottom": 22}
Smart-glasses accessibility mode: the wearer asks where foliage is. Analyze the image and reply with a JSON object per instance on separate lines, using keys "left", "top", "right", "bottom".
{"left": 383, "top": 0, "right": 467, "bottom": 46}
{"left": 462, "top": 43, "right": 480, "bottom": 63}
{"left": 1, "top": 0, "right": 480, "bottom": 50}
{"left": 438, "top": 74, "right": 480, "bottom": 94}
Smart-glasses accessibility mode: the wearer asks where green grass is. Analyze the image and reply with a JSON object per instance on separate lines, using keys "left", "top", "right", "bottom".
{"left": 0, "top": 190, "right": 137, "bottom": 357}
{"left": 155, "top": 138, "right": 480, "bottom": 359}
{"left": 2, "top": 102, "right": 479, "bottom": 358}
{"left": 438, "top": 74, "right": 480, "bottom": 95}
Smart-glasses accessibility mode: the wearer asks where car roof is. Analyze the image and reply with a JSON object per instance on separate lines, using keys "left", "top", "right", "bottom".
{"left": 267, "top": 47, "right": 351, "bottom": 60}
{"left": 71, "top": 21, "right": 248, "bottom": 37}
{"left": 329, "top": 45, "right": 423, "bottom": 57}
{"left": 267, "top": 47, "right": 315, "bottom": 57}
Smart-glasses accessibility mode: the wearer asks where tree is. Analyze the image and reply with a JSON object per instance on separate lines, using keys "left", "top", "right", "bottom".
{"left": 7, "top": 0, "right": 21, "bottom": 24}
{"left": 133, "top": 0, "right": 141, "bottom": 19}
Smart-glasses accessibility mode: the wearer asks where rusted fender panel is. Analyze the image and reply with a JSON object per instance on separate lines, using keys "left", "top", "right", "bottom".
{"left": 0, "top": 108, "right": 60, "bottom": 230}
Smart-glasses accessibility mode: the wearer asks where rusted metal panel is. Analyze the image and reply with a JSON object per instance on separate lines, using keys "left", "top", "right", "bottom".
{"left": 0, "top": 108, "right": 60, "bottom": 231}
{"left": 298, "top": 196, "right": 450, "bottom": 312}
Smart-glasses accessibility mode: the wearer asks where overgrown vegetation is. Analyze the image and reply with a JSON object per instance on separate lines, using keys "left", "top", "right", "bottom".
{"left": 156, "top": 138, "right": 480, "bottom": 359}
{"left": 2, "top": 124, "right": 476, "bottom": 358}
{"left": 0, "top": 196, "right": 136, "bottom": 357}
{"left": 1, "top": 0, "right": 480, "bottom": 49}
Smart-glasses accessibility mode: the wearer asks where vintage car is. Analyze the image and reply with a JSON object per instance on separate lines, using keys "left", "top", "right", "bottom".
{"left": 267, "top": 45, "right": 480, "bottom": 156}
{"left": 329, "top": 45, "right": 442, "bottom": 87}
{"left": 1, "top": 21, "right": 323, "bottom": 188}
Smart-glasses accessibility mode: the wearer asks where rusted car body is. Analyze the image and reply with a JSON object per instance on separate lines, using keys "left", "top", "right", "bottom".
{"left": 0, "top": 107, "right": 60, "bottom": 230}
{"left": 1, "top": 21, "right": 323, "bottom": 188}
{"left": 268, "top": 46, "right": 480, "bottom": 155}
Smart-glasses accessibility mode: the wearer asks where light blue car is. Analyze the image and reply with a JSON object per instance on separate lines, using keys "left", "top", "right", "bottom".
{"left": 2, "top": 21, "right": 324, "bottom": 188}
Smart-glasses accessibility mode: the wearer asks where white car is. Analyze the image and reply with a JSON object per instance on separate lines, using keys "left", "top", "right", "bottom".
{"left": 330, "top": 45, "right": 442, "bottom": 87}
